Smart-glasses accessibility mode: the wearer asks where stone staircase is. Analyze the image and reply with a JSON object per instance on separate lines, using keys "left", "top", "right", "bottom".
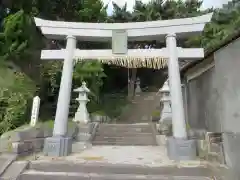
{"left": 18, "top": 160, "right": 216, "bottom": 180}
{"left": 118, "top": 91, "right": 161, "bottom": 123}
{"left": 92, "top": 123, "right": 157, "bottom": 146}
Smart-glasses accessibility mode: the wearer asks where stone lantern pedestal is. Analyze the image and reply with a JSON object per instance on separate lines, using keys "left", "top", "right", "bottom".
{"left": 157, "top": 80, "right": 172, "bottom": 145}
{"left": 135, "top": 77, "right": 142, "bottom": 94}
{"left": 159, "top": 80, "right": 172, "bottom": 126}
{"left": 73, "top": 82, "right": 94, "bottom": 146}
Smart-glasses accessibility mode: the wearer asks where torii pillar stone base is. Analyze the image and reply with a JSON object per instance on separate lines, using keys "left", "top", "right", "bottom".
{"left": 44, "top": 136, "right": 72, "bottom": 157}
{"left": 167, "top": 138, "right": 197, "bottom": 161}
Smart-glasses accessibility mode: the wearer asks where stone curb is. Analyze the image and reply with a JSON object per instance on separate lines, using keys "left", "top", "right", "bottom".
{"left": 20, "top": 170, "right": 212, "bottom": 180}
{"left": 89, "top": 123, "right": 99, "bottom": 142}
{"left": 0, "top": 161, "right": 29, "bottom": 180}
{"left": 0, "top": 154, "right": 17, "bottom": 176}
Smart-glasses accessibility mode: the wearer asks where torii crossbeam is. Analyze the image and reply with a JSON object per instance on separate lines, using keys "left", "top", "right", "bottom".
{"left": 40, "top": 48, "right": 204, "bottom": 69}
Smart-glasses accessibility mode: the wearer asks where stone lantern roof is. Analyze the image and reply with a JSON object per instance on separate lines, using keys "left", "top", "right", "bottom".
{"left": 160, "top": 81, "right": 170, "bottom": 93}
{"left": 75, "top": 82, "right": 90, "bottom": 93}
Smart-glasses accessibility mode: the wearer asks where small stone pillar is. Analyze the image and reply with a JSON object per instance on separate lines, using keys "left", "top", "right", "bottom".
{"left": 135, "top": 77, "right": 142, "bottom": 94}
{"left": 159, "top": 80, "right": 172, "bottom": 125}
{"left": 73, "top": 82, "right": 90, "bottom": 124}
{"left": 30, "top": 96, "right": 41, "bottom": 127}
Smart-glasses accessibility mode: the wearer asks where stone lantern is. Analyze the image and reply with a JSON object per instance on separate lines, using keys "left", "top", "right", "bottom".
{"left": 135, "top": 77, "right": 142, "bottom": 94}
{"left": 73, "top": 81, "right": 90, "bottom": 124}
{"left": 159, "top": 80, "right": 172, "bottom": 125}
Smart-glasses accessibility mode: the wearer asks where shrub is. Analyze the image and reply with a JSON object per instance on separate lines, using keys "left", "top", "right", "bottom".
{"left": 0, "top": 66, "right": 36, "bottom": 135}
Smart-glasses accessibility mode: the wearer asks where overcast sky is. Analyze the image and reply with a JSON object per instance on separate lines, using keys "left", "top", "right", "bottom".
{"left": 202, "top": 0, "right": 230, "bottom": 9}
{"left": 105, "top": 0, "right": 231, "bottom": 14}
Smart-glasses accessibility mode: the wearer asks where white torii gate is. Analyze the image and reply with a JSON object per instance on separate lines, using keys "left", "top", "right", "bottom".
{"left": 35, "top": 13, "right": 212, "bottom": 158}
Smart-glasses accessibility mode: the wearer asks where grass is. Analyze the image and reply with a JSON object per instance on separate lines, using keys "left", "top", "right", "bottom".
{"left": 98, "top": 93, "right": 129, "bottom": 119}
{"left": 80, "top": 156, "right": 104, "bottom": 161}
{"left": 0, "top": 62, "right": 17, "bottom": 88}
{"left": 91, "top": 110, "right": 106, "bottom": 116}
{"left": 1, "top": 124, "right": 31, "bottom": 138}
{"left": 0, "top": 119, "right": 76, "bottom": 137}
{"left": 37, "top": 119, "right": 76, "bottom": 129}
{"left": 151, "top": 110, "right": 160, "bottom": 117}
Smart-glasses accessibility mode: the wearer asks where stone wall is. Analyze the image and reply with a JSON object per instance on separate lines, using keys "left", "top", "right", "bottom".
{"left": 0, "top": 123, "right": 78, "bottom": 156}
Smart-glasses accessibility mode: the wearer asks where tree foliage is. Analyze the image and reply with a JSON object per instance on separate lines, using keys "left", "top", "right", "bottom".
{"left": 186, "top": 0, "right": 240, "bottom": 50}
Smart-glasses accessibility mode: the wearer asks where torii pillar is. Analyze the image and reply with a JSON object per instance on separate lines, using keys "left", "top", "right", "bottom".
{"left": 166, "top": 33, "right": 187, "bottom": 139}
{"left": 44, "top": 35, "right": 76, "bottom": 157}
{"left": 166, "top": 33, "right": 196, "bottom": 161}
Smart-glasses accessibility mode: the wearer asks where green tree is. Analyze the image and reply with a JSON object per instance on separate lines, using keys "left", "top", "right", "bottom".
{"left": 132, "top": 0, "right": 204, "bottom": 22}
{"left": 132, "top": 1, "right": 161, "bottom": 21}
{"left": 0, "top": 0, "right": 109, "bottom": 132}
{"left": 108, "top": 2, "right": 132, "bottom": 22}
{"left": 186, "top": 0, "right": 240, "bottom": 50}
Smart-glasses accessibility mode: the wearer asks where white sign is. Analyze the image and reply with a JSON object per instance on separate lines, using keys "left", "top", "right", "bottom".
{"left": 30, "top": 96, "right": 40, "bottom": 127}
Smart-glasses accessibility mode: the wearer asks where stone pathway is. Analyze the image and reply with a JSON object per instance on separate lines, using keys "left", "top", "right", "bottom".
{"left": 36, "top": 146, "right": 206, "bottom": 168}
{"left": 73, "top": 146, "right": 173, "bottom": 166}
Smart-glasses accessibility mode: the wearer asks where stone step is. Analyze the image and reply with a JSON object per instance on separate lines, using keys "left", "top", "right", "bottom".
{"left": 94, "top": 135, "right": 155, "bottom": 142}
{"left": 93, "top": 135, "right": 156, "bottom": 142}
{"left": 96, "top": 128, "right": 152, "bottom": 134}
{"left": 94, "top": 134, "right": 154, "bottom": 138}
{"left": 94, "top": 123, "right": 156, "bottom": 146}
{"left": 92, "top": 140, "right": 157, "bottom": 146}
{"left": 28, "top": 161, "right": 213, "bottom": 177}
{"left": 99, "top": 124, "right": 150, "bottom": 129}
{"left": 95, "top": 132, "right": 153, "bottom": 137}
{"left": 98, "top": 124, "right": 151, "bottom": 129}
{"left": 94, "top": 132, "right": 154, "bottom": 137}
{"left": 99, "top": 123, "right": 150, "bottom": 126}
{"left": 19, "top": 170, "right": 211, "bottom": 180}
{"left": 99, "top": 123, "right": 151, "bottom": 127}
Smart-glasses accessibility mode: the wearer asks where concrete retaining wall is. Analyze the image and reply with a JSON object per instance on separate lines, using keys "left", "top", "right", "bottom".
{"left": 186, "top": 65, "right": 220, "bottom": 132}
{"left": 183, "top": 37, "right": 240, "bottom": 179}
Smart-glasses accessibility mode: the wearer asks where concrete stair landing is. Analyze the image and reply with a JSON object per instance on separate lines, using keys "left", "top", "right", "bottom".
{"left": 19, "top": 161, "right": 215, "bottom": 180}
{"left": 92, "top": 123, "right": 157, "bottom": 146}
